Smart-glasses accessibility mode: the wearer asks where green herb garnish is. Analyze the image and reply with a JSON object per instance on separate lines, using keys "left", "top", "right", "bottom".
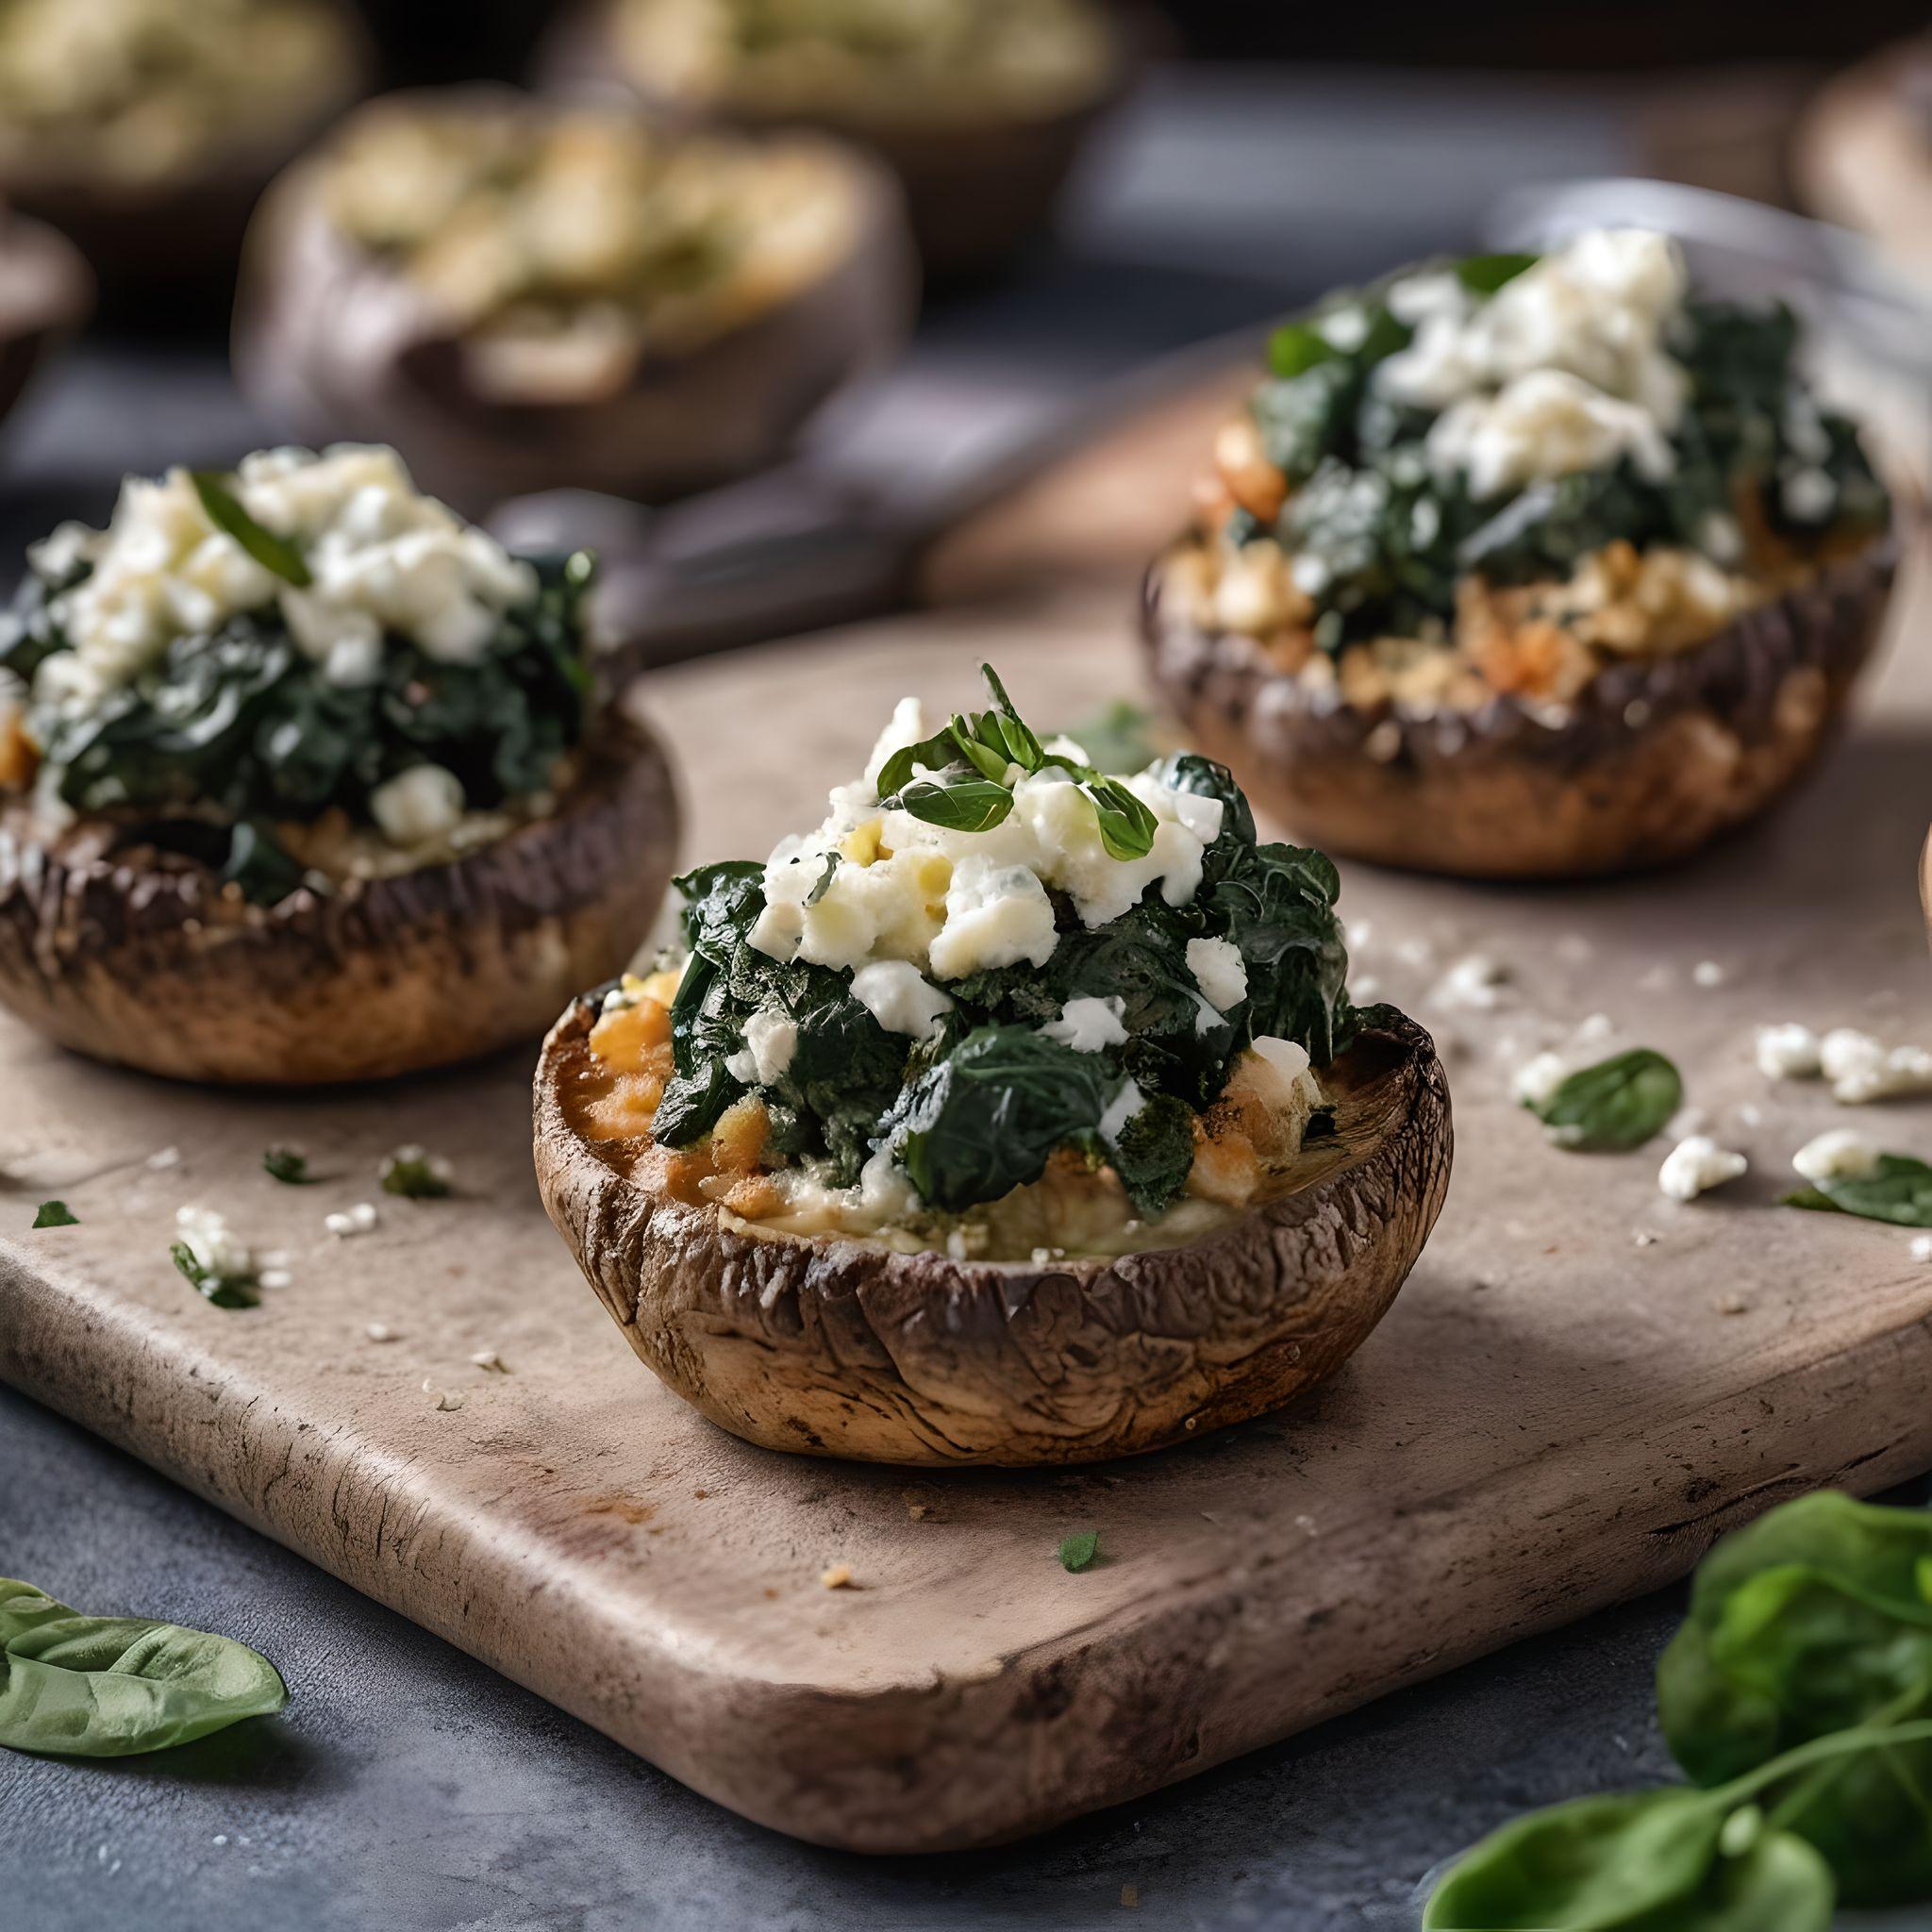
{"left": 1058, "top": 1532, "right": 1100, "bottom": 1574}
{"left": 1426, "top": 1491, "right": 1932, "bottom": 1925}
{"left": 170, "top": 1241, "right": 258, "bottom": 1310}
{"left": 31, "top": 1201, "right": 77, "bottom": 1228}
{"left": 1524, "top": 1048, "right": 1682, "bottom": 1152}
{"left": 0, "top": 1575, "right": 286, "bottom": 1757}
{"left": 1455, "top": 249, "right": 1539, "bottom": 293}
{"left": 875, "top": 665, "right": 1158, "bottom": 861}
{"left": 189, "top": 471, "right": 313, "bottom": 589}
{"left": 261, "top": 1146, "right": 313, "bottom": 1186}
{"left": 1782, "top": 1152, "right": 1932, "bottom": 1226}
{"left": 379, "top": 1146, "right": 452, "bottom": 1199}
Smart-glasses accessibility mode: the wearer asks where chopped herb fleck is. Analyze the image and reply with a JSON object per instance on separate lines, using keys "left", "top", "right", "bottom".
{"left": 32, "top": 1200, "right": 77, "bottom": 1228}
{"left": 380, "top": 1146, "right": 453, "bottom": 1199}
{"left": 261, "top": 1146, "right": 314, "bottom": 1186}
{"left": 171, "top": 1241, "right": 259, "bottom": 1310}
{"left": 1058, "top": 1531, "right": 1101, "bottom": 1574}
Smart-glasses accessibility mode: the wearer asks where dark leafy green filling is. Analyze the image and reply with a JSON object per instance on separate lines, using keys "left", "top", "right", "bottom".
{"left": 647, "top": 741, "right": 1353, "bottom": 1223}
{"left": 0, "top": 547, "right": 597, "bottom": 904}
{"left": 1240, "top": 251, "right": 1890, "bottom": 652}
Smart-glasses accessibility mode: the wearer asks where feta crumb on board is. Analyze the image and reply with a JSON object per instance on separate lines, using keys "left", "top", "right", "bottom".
{"left": 175, "top": 1205, "right": 251, "bottom": 1278}
{"left": 325, "top": 1201, "right": 380, "bottom": 1238}
{"left": 1791, "top": 1128, "right": 1880, "bottom": 1183}
{"left": 1431, "top": 954, "right": 1509, "bottom": 1011}
{"left": 1819, "top": 1027, "right": 1932, "bottom": 1105}
{"left": 1756, "top": 1024, "right": 1820, "bottom": 1080}
{"left": 1911, "top": 1236, "right": 1932, "bottom": 1263}
{"left": 1658, "top": 1135, "right": 1747, "bottom": 1202}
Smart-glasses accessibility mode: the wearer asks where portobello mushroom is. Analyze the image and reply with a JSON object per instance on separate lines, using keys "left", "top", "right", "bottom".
{"left": 0, "top": 445, "right": 681, "bottom": 1084}
{"left": 0, "top": 0, "right": 371, "bottom": 308}
{"left": 234, "top": 89, "right": 916, "bottom": 509}
{"left": 1139, "top": 228, "right": 1897, "bottom": 879}
{"left": 541, "top": 0, "right": 1132, "bottom": 280}
{"left": 532, "top": 666, "right": 1452, "bottom": 1466}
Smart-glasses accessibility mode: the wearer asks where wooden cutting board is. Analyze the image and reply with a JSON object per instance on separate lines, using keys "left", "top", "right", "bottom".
{"left": 6, "top": 535, "right": 1932, "bottom": 1853}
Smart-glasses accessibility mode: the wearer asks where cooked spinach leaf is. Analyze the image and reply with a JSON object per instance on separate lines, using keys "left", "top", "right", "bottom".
{"left": 261, "top": 1146, "right": 312, "bottom": 1185}
{"left": 0, "top": 1576, "right": 286, "bottom": 1757}
{"left": 1524, "top": 1048, "right": 1682, "bottom": 1152}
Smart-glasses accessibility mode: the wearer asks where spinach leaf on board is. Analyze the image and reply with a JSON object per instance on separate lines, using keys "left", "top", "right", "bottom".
{"left": 1524, "top": 1048, "right": 1682, "bottom": 1152}
{"left": 1657, "top": 1491, "right": 1932, "bottom": 1904}
{"left": 1421, "top": 1786, "right": 1833, "bottom": 1932}
{"left": 1783, "top": 1153, "right": 1932, "bottom": 1227}
{"left": 0, "top": 1577, "right": 286, "bottom": 1757}
{"left": 32, "top": 1201, "right": 76, "bottom": 1227}
{"left": 261, "top": 1146, "right": 312, "bottom": 1185}
{"left": 1058, "top": 1532, "right": 1100, "bottom": 1574}
{"left": 171, "top": 1241, "right": 258, "bottom": 1310}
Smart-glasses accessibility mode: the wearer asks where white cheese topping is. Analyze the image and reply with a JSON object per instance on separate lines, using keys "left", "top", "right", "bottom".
{"left": 1186, "top": 935, "right": 1249, "bottom": 1016}
{"left": 848, "top": 960, "right": 953, "bottom": 1041}
{"left": 174, "top": 1204, "right": 251, "bottom": 1280}
{"left": 1041, "top": 994, "right": 1128, "bottom": 1053}
{"left": 32, "top": 445, "right": 537, "bottom": 709}
{"left": 1819, "top": 1027, "right": 1932, "bottom": 1105}
{"left": 1755, "top": 1023, "right": 1822, "bottom": 1081}
{"left": 369, "top": 764, "right": 465, "bottom": 846}
{"left": 1375, "top": 228, "right": 1689, "bottom": 500}
{"left": 1657, "top": 1135, "right": 1747, "bottom": 1202}
{"left": 1792, "top": 1128, "right": 1880, "bottom": 1184}
{"left": 750, "top": 697, "right": 1223, "bottom": 984}
{"left": 724, "top": 1002, "right": 800, "bottom": 1084}
{"left": 1098, "top": 1076, "right": 1145, "bottom": 1144}
{"left": 1247, "top": 1034, "right": 1312, "bottom": 1103}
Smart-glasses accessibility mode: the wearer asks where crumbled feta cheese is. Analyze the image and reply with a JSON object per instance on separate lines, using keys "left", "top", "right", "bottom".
{"left": 1513, "top": 1050, "right": 1571, "bottom": 1110}
{"left": 1041, "top": 995, "right": 1128, "bottom": 1054}
{"left": 1691, "top": 960, "right": 1725, "bottom": 989}
{"left": 365, "top": 1323, "right": 398, "bottom": 1341}
{"left": 1431, "top": 954, "right": 1509, "bottom": 1011}
{"left": 146, "top": 1145, "right": 182, "bottom": 1171}
{"left": 34, "top": 446, "right": 536, "bottom": 707}
{"left": 1428, "top": 369, "right": 1677, "bottom": 501}
{"left": 325, "top": 1201, "right": 380, "bottom": 1238}
{"left": 258, "top": 1269, "right": 292, "bottom": 1291}
{"left": 1792, "top": 1128, "right": 1880, "bottom": 1183}
{"left": 1098, "top": 1077, "right": 1146, "bottom": 1144}
{"left": 1247, "top": 1035, "right": 1312, "bottom": 1104}
{"left": 368, "top": 763, "right": 465, "bottom": 847}
{"left": 724, "top": 1002, "right": 800, "bottom": 1084}
{"left": 1756, "top": 1023, "right": 1821, "bottom": 1081}
{"left": 1186, "top": 936, "right": 1249, "bottom": 1016}
{"left": 174, "top": 1205, "right": 251, "bottom": 1280}
{"left": 1911, "top": 1236, "right": 1932, "bottom": 1263}
{"left": 1658, "top": 1135, "right": 1747, "bottom": 1202}
{"left": 1818, "top": 1027, "right": 1932, "bottom": 1104}
{"left": 848, "top": 961, "right": 952, "bottom": 1041}
{"left": 926, "top": 855, "right": 1058, "bottom": 981}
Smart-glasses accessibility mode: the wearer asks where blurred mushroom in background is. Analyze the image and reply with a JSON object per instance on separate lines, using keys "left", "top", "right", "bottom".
{"left": 234, "top": 89, "right": 917, "bottom": 510}
{"left": 0, "top": 0, "right": 371, "bottom": 314}
{"left": 541, "top": 0, "right": 1137, "bottom": 282}
{"left": 1797, "top": 31, "right": 1932, "bottom": 286}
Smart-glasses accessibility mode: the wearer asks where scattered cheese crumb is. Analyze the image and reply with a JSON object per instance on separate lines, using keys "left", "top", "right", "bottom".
{"left": 423, "top": 1379, "right": 463, "bottom": 1412}
{"left": 469, "top": 1350, "right": 508, "bottom": 1373}
{"left": 258, "top": 1269, "right": 292, "bottom": 1291}
{"left": 1911, "top": 1236, "right": 1932, "bottom": 1263}
{"left": 365, "top": 1322, "right": 398, "bottom": 1342}
{"left": 1512, "top": 1050, "right": 1569, "bottom": 1109}
{"left": 146, "top": 1146, "right": 182, "bottom": 1171}
{"left": 1431, "top": 953, "right": 1509, "bottom": 1011}
{"left": 325, "top": 1202, "right": 379, "bottom": 1238}
{"left": 1755, "top": 1023, "right": 1821, "bottom": 1081}
{"left": 1716, "top": 1292, "right": 1750, "bottom": 1315}
{"left": 1691, "top": 960, "right": 1726, "bottom": 989}
{"left": 1792, "top": 1128, "right": 1881, "bottom": 1183}
{"left": 1658, "top": 1135, "right": 1747, "bottom": 1202}
{"left": 1633, "top": 1230, "right": 1660, "bottom": 1248}
{"left": 820, "top": 1564, "right": 855, "bottom": 1590}
{"left": 1820, "top": 1027, "right": 1932, "bottom": 1105}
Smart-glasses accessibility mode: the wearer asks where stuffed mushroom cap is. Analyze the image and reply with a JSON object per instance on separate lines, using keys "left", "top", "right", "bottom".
{"left": 1141, "top": 228, "right": 1896, "bottom": 879}
{"left": 0, "top": 445, "right": 681, "bottom": 1084}
{"left": 0, "top": 0, "right": 371, "bottom": 297}
{"left": 543, "top": 0, "right": 1132, "bottom": 279}
{"left": 537, "top": 995, "right": 1448, "bottom": 1465}
{"left": 234, "top": 88, "right": 917, "bottom": 508}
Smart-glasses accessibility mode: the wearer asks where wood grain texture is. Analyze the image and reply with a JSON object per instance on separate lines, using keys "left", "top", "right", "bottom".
{"left": 5, "top": 551, "right": 1932, "bottom": 1853}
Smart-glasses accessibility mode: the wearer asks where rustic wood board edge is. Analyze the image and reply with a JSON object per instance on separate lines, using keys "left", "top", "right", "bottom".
{"left": 7, "top": 1246, "right": 1930, "bottom": 1854}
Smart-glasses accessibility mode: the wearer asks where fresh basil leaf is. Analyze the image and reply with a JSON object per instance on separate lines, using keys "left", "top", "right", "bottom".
{"left": 874, "top": 727, "right": 965, "bottom": 803}
{"left": 0, "top": 1577, "right": 286, "bottom": 1757}
{"left": 975, "top": 664, "right": 1044, "bottom": 771}
{"left": 261, "top": 1146, "right": 312, "bottom": 1185}
{"left": 1780, "top": 1154, "right": 1932, "bottom": 1228}
{"left": 1526, "top": 1049, "right": 1682, "bottom": 1152}
{"left": 1058, "top": 1532, "right": 1100, "bottom": 1574}
{"left": 806, "top": 852, "right": 840, "bottom": 906}
{"left": 1084, "top": 776, "right": 1158, "bottom": 860}
{"left": 32, "top": 1200, "right": 77, "bottom": 1227}
{"left": 189, "top": 472, "right": 313, "bottom": 589}
{"left": 884, "top": 776, "right": 1015, "bottom": 835}
{"left": 1457, "top": 250, "right": 1540, "bottom": 294}
{"left": 950, "top": 724, "right": 1011, "bottom": 784}
{"left": 1267, "top": 320, "right": 1339, "bottom": 380}
{"left": 170, "top": 1241, "right": 258, "bottom": 1310}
